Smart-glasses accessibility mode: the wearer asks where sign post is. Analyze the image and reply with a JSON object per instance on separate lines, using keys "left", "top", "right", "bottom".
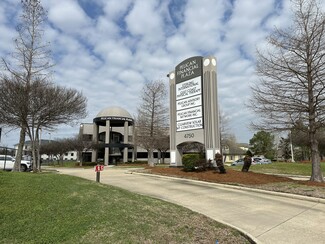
{"left": 95, "top": 164, "right": 104, "bottom": 182}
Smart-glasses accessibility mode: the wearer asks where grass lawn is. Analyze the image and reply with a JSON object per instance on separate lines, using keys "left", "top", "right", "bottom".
{"left": 231, "top": 162, "right": 325, "bottom": 176}
{"left": 0, "top": 171, "right": 249, "bottom": 244}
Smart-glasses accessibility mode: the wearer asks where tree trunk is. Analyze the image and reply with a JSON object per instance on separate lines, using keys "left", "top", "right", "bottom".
{"left": 32, "top": 145, "right": 40, "bottom": 173}
{"left": 30, "top": 128, "right": 41, "bottom": 173}
{"left": 78, "top": 151, "right": 83, "bottom": 166}
{"left": 37, "top": 141, "right": 41, "bottom": 172}
{"left": 13, "top": 126, "right": 26, "bottom": 172}
{"left": 310, "top": 132, "right": 324, "bottom": 182}
{"left": 162, "top": 152, "right": 165, "bottom": 164}
{"left": 148, "top": 149, "right": 155, "bottom": 167}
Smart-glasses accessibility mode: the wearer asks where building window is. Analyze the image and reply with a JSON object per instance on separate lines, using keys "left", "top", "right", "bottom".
{"left": 113, "top": 134, "right": 120, "bottom": 143}
{"left": 83, "top": 134, "right": 92, "bottom": 141}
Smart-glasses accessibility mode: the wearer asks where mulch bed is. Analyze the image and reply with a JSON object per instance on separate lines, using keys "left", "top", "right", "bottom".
{"left": 145, "top": 166, "right": 325, "bottom": 187}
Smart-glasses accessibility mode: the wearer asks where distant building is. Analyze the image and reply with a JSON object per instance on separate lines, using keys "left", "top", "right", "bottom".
{"left": 222, "top": 143, "right": 248, "bottom": 162}
{"left": 79, "top": 106, "right": 135, "bottom": 165}
{"left": 79, "top": 106, "right": 170, "bottom": 165}
{"left": 14, "top": 140, "right": 77, "bottom": 161}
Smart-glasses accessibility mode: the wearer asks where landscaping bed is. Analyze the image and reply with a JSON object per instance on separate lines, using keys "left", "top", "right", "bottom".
{"left": 143, "top": 166, "right": 325, "bottom": 199}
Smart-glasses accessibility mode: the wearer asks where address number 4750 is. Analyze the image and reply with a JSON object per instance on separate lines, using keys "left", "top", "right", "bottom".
{"left": 184, "top": 133, "right": 194, "bottom": 138}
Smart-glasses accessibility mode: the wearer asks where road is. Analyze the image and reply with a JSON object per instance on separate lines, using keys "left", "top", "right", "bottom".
{"left": 57, "top": 167, "right": 325, "bottom": 244}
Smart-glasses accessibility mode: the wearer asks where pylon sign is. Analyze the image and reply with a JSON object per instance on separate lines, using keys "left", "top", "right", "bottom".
{"left": 168, "top": 56, "right": 221, "bottom": 166}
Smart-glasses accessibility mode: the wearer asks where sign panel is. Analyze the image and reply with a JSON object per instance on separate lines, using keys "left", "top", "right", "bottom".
{"left": 176, "top": 76, "right": 202, "bottom": 101}
{"left": 95, "top": 116, "right": 133, "bottom": 122}
{"left": 176, "top": 118, "right": 203, "bottom": 132}
{"left": 95, "top": 165, "right": 104, "bottom": 172}
{"left": 176, "top": 95, "right": 202, "bottom": 110}
{"left": 175, "top": 56, "right": 203, "bottom": 83}
{"left": 176, "top": 107, "right": 202, "bottom": 121}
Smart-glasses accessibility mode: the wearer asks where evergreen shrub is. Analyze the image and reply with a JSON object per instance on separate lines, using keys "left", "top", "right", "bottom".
{"left": 182, "top": 154, "right": 200, "bottom": 172}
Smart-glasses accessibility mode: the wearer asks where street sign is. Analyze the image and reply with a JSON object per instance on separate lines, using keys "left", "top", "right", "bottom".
{"left": 95, "top": 165, "right": 104, "bottom": 172}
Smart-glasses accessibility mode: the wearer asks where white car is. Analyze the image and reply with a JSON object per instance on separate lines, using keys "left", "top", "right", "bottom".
{"left": 231, "top": 158, "right": 244, "bottom": 166}
{"left": 253, "top": 157, "right": 272, "bottom": 164}
{"left": 0, "top": 155, "right": 32, "bottom": 171}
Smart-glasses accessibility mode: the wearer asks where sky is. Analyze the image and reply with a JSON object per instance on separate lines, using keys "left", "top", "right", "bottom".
{"left": 0, "top": 0, "right": 315, "bottom": 148}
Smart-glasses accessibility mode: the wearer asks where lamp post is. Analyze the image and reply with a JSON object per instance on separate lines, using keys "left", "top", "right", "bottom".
{"left": 47, "top": 132, "right": 52, "bottom": 163}
{"left": 38, "top": 127, "right": 42, "bottom": 171}
{"left": 289, "top": 130, "right": 295, "bottom": 163}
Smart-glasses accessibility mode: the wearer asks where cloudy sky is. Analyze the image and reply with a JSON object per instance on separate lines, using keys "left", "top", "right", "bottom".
{"left": 0, "top": 0, "right": 314, "bottom": 148}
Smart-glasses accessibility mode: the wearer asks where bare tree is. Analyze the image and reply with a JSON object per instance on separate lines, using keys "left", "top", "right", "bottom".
{"left": 66, "top": 134, "right": 96, "bottom": 166}
{"left": 0, "top": 1, "right": 87, "bottom": 172}
{"left": 0, "top": 76, "right": 87, "bottom": 171}
{"left": 135, "top": 80, "right": 168, "bottom": 166}
{"left": 154, "top": 130, "right": 169, "bottom": 164}
{"left": 219, "top": 110, "right": 231, "bottom": 141}
{"left": 27, "top": 80, "right": 87, "bottom": 171}
{"left": 1, "top": 0, "right": 53, "bottom": 171}
{"left": 219, "top": 110, "right": 236, "bottom": 154}
{"left": 250, "top": 0, "right": 325, "bottom": 182}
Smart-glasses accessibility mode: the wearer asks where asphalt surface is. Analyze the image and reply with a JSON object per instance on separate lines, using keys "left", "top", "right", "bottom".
{"left": 56, "top": 167, "right": 325, "bottom": 244}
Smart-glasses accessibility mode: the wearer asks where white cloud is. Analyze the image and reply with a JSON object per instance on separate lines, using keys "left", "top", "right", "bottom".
{"left": 125, "top": 1, "right": 165, "bottom": 45}
{"left": 102, "top": 0, "right": 132, "bottom": 21}
{"left": 46, "top": 0, "right": 92, "bottom": 35}
{"left": 3, "top": 0, "right": 323, "bottom": 147}
{"left": 95, "top": 17, "right": 120, "bottom": 38}
{"left": 180, "top": 0, "right": 224, "bottom": 51}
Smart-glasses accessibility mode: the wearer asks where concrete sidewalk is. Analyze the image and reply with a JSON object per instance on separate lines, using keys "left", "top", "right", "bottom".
{"left": 57, "top": 167, "right": 325, "bottom": 244}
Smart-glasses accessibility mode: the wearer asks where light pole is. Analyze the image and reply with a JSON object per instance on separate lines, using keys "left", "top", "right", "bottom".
{"left": 289, "top": 130, "right": 295, "bottom": 163}
{"left": 48, "top": 132, "right": 52, "bottom": 163}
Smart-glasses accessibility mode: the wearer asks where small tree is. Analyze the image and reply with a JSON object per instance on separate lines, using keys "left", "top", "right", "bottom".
{"left": 136, "top": 80, "right": 168, "bottom": 166}
{"left": 249, "top": 131, "right": 275, "bottom": 159}
{"left": 67, "top": 135, "right": 96, "bottom": 166}
{"left": 278, "top": 137, "right": 292, "bottom": 162}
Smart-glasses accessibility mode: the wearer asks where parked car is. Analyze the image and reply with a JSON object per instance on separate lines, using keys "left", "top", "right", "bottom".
{"left": 0, "top": 155, "right": 32, "bottom": 171}
{"left": 231, "top": 158, "right": 244, "bottom": 166}
{"left": 260, "top": 158, "right": 272, "bottom": 164}
{"left": 252, "top": 157, "right": 271, "bottom": 164}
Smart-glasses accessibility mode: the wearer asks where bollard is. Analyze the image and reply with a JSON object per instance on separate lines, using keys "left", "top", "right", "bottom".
{"left": 95, "top": 164, "right": 104, "bottom": 182}
{"left": 96, "top": 171, "right": 100, "bottom": 182}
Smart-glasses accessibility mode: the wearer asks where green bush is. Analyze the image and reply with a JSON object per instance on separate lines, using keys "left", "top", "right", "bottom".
{"left": 182, "top": 154, "right": 200, "bottom": 172}
{"left": 125, "top": 161, "right": 147, "bottom": 164}
{"left": 79, "top": 162, "right": 98, "bottom": 167}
